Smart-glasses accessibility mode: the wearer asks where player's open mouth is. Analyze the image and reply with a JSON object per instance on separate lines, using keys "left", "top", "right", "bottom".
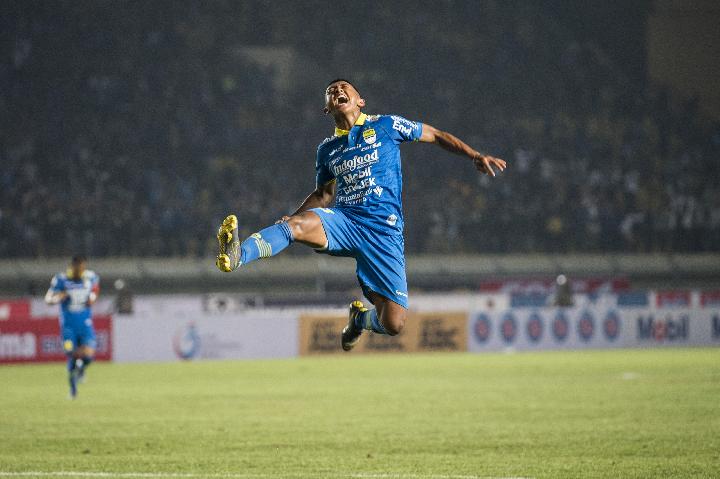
{"left": 335, "top": 95, "right": 349, "bottom": 106}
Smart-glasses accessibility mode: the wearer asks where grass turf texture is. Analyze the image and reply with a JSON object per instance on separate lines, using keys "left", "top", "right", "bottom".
{"left": 1, "top": 349, "right": 718, "bottom": 479}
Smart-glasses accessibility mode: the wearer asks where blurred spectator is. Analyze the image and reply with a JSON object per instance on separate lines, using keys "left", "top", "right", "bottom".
{"left": 1, "top": 2, "right": 717, "bottom": 257}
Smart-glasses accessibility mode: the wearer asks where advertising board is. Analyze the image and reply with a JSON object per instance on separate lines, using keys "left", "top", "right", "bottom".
{"left": 299, "top": 312, "right": 467, "bottom": 355}
{"left": 113, "top": 310, "right": 297, "bottom": 362}
{"left": 0, "top": 316, "right": 112, "bottom": 364}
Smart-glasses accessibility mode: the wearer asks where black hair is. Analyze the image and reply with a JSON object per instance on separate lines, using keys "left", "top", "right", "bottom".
{"left": 325, "top": 78, "right": 358, "bottom": 94}
{"left": 71, "top": 255, "right": 87, "bottom": 264}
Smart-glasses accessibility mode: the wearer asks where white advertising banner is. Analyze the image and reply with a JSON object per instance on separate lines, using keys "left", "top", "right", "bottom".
{"left": 468, "top": 306, "right": 720, "bottom": 352}
{"left": 623, "top": 308, "right": 719, "bottom": 348}
{"left": 113, "top": 310, "right": 298, "bottom": 362}
{"left": 411, "top": 293, "right": 509, "bottom": 314}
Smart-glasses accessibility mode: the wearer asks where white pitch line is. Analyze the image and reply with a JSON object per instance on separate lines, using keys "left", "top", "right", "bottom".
{"left": 0, "top": 472, "right": 532, "bottom": 479}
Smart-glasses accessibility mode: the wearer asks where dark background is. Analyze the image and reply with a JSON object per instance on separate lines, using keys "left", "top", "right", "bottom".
{"left": 1, "top": 0, "right": 718, "bottom": 258}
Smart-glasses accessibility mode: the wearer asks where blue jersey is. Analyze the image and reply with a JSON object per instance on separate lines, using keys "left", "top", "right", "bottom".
{"left": 315, "top": 113, "right": 423, "bottom": 235}
{"left": 48, "top": 270, "right": 99, "bottom": 328}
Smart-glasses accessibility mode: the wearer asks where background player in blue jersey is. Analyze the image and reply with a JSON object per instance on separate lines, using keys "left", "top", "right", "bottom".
{"left": 216, "top": 79, "right": 505, "bottom": 350}
{"left": 45, "top": 255, "right": 100, "bottom": 398}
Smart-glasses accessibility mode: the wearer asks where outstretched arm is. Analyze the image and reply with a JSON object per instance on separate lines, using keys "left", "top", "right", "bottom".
{"left": 420, "top": 124, "right": 506, "bottom": 177}
{"left": 44, "top": 288, "right": 66, "bottom": 305}
{"left": 276, "top": 180, "right": 337, "bottom": 223}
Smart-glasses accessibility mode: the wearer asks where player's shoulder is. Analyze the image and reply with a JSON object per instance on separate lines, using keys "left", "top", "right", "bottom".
{"left": 317, "top": 136, "right": 334, "bottom": 148}
{"left": 50, "top": 272, "right": 66, "bottom": 287}
{"left": 364, "top": 113, "right": 394, "bottom": 126}
{"left": 367, "top": 114, "right": 418, "bottom": 129}
{"left": 364, "top": 113, "right": 384, "bottom": 123}
{"left": 316, "top": 135, "right": 344, "bottom": 161}
{"left": 366, "top": 113, "right": 407, "bottom": 121}
{"left": 82, "top": 270, "right": 99, "bottom": 281}
{"left": 317, "top": 133, "right": 343, "bottom": 150}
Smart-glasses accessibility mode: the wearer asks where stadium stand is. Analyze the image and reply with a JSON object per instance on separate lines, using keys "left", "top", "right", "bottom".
{"left": 1, "top": 1, "right": 718, "bottom": 258}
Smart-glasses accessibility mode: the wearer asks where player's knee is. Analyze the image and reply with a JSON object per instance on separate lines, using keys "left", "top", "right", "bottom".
{"left": 382, "top": 313, "right": 406, "bottom": 336}
{"left": 287, "top": 213, "right": 321, "bottom": 243}
{"left": 286, "top": 215, "right": 308, "bottom": 241}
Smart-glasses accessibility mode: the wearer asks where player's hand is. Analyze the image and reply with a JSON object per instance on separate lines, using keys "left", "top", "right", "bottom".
{"left": 275, "top": 215, "right": 291, "bottom": 224}
{"left": 472, "top": 153, "right": 506, "bottom": 177}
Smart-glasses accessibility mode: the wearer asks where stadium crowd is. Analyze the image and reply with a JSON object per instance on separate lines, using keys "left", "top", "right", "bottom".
{"left": 1, "top": 1, "right": 718, "bottom": 257}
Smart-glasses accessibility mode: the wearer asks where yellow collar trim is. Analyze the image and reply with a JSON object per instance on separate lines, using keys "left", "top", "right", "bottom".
{"left": 334, "top": 113, "right": 367, "bottom": 137}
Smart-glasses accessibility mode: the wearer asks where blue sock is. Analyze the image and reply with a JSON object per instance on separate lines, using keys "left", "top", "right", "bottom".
{"left": 354, "top": 309, "right": 389, "bottom": 335}
{"left": 67, "top": 356, "right": 77, "bottom": 396}
{"left": 240, "top": 222, "right": 294, "bottom": 266}
{"left": 80, "top": 356, "right": 92, "bottom": 374}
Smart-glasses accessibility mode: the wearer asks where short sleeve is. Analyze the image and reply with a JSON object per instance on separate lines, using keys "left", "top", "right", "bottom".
{"left": 386, "top": 115, "right": 423, "bottom": 144}
{"left": 315, "top": 146, "right": 334, "bottom": 187}
{"left": 49, "top": 274, "right": 64, "bottom": 292}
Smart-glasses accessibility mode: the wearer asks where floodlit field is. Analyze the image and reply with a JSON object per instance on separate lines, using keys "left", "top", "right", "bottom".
{"left": 1, "top": 349, "right": 718, "bottom": 479}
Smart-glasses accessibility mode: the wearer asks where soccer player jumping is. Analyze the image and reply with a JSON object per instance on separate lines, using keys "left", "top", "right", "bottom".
{"left": 216, "top": 79, "right": 505, "bottom": 350}
{"left": 45, "top": 255, "right": 100, "bottom": 398}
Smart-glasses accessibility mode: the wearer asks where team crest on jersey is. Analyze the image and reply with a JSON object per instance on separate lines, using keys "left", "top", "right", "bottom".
{"left": 362, "top": 128, "right": 377, "bottom": 144}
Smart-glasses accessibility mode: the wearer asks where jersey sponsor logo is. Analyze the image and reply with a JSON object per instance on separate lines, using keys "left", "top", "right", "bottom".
{"left": 395, "top": 290, "right": 408, "bottom": 298}
{"left": 362, "top": 128, "right": 376, "bottom": 144}
{"left": 386, "top": 214, "right": 397, "bottom": 226}
{"left": 341, "top": 166, "right": 372, "bottom": 185}
{"left": 331, "top": 149, "right": 379, "bottom": 176}
{"left": 391, "top": 116, "right": 417, "bottom": 137}
{"left": 341, "top": 177, "right": 376, "bottom": 196}
{"left": 336, "top": 189, "right": 375, "bottom": 204}
{"left": 66, "top": 287, "right": 92, "bottom": 313}
{"left": 360, "top": 141, "right": 381, "bottom": 152}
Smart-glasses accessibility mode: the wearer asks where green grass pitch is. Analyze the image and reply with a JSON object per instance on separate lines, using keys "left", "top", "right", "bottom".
{"left": 1, "top": 349, "right": 718, "bottom": 479}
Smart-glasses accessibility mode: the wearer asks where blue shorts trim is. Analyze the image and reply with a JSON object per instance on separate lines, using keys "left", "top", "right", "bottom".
{"left": 311, "top": 207, "right": 408, "bottom": 308}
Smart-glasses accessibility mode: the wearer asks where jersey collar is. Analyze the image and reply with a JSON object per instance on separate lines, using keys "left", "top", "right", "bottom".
{"left": 334, "top": 112, "right": 367, "bottom": 137}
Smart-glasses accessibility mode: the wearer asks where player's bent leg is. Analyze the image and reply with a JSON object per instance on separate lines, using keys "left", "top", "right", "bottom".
{"left": 216, "top": 212, "right": 328, "bottom": 272}
{"left": 341, "top": 300, "right": 369, "bottom": 351}
{"left": 216, "top": 215, "right": 241, "bottom": 271}
{"left": 62, "top": 337, "right": 78, "bottom": 398}
{"left": 342, "top": 292, "right": 407, "bottom": 350}
{"left": 216, "top": 214, "right": 296, "bottom": 272}
{"left": 75, "top": 345, "right": 95, "bottom": 383}
{"left": 367, "top": 291, "right": 407, "bottom": 336}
